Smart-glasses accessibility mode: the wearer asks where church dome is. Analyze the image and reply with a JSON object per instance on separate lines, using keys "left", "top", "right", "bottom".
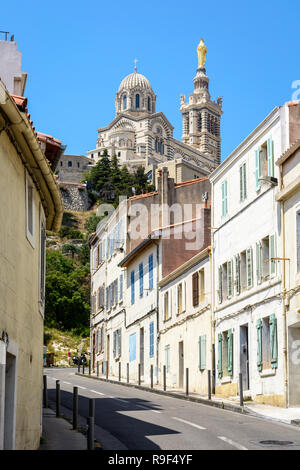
{"left": 118, "top": 71, "right": 152, "bottom": 92}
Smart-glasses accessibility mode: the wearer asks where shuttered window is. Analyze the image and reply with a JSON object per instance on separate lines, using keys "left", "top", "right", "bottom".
{"left": 240, "top": 163, "right": 247, "bottom": 202}
{"left": 256, "top": 241, "right": 262, "bottom": 285}
{"left": 246, "top": 247, "right": 253, "bottom": 288}
{"left": 269, "top": 314, "right": 278, "bottom": 369}
{"left": 218, "top": 266, "right": 223, "bottom": 303}
{"left": 149, "top": 322, "right": 154, "bottom": 358}
{"left": 218, "top": 333, "right": 223, "bottom": 378}
{"left": 119, "top": 274, "right": 123, "bottom": 301}
{"left": 256, "top": 319, "right": 263, "bottom": 371}
{"left": 192, "top": 272, "right": 199, "bottom": 307}
{"left": 149, "top": 254, "right": 154, "bottom": 290}
{"left": 129, "top": 333, "right": 136, "bottom": 362}
{"left": 227, "top": 260, "right": 233, "bottom": 298}
{"left": 139, "top": 262, "right": 144, "bottom": 297}
{"left": 255, "top": 148, "right": 260, "bottom": 190}
{"left": 267, "top": 137, "right": 274, "bottom": 177}
{"left": 199, "top": 335, "right": 206, "bottom": 370}
{"left": 269, "top": 234, "right": 276, "bottom": 276}
{"left": 227, "top": 330, "right": 233, "bottom": 376}
{"left": 235, "top": 254, "right": 240, "bottom": 295}
{"left": 131, "top": 270, "right": 135, "bottom": 305}
{"left": 221, "top": 180, "right": 228, "bottom": 217}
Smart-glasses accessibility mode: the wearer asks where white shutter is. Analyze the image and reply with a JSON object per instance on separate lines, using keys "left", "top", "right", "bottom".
{"left": 174, "top": 285, "right": 178, "bottom": 315}
{"left": 246, "top": 247, "right": 253, "bottom": 288}
{"left": 182, "top": 281, "right": 186, "bottom": 312}
{"left": 269, "top": 234, "right": 276, "bottom": 276}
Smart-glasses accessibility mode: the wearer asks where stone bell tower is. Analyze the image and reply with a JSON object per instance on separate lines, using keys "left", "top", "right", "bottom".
{"left": 180, "top": 39, "right": 222, "bottom": 165}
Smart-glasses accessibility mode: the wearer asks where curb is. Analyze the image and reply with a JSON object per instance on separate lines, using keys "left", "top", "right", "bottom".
{"left": 75, "top": 372, "right": 249, "bottom": 416}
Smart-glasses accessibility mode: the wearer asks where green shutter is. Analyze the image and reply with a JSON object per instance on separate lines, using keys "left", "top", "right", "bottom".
{"left": 224, "top": 180, "right": 228, "bottom": 215}
{"left": 235, "top": 254, "right": 240, "bottom": 295}
{"left": 256, "top": 319, "right": 263, "bottom": 371}
{"left": 199, "top": 335, "right": 206, "bottom": 370}
{"left": 218, "top": 333, "right": 223, "bottom": 378}
{"left": 240, "top": 164, "right": 247, "bottom": 201}
{"left": 255, "top": 149, "right": 260, "bottom": 190}
{"left": 221, "top": 182, "right": 225, "bottom": 217}
{"left": 227, "top": 330, "right": 233, "bottom": 376}
{"left": 256, "top": 241, "right": 262, "bottom": 285}
{"left": 246, "top": 247, "right": 253, "bottom": 288}
{"left": 269, "top": 314, "right": 278, "bottom": 369}
{"left": 269, "top": 234, "right": 276, "bottom": 276}
{"left": 227, "top": 260, "right": 233, "bottom": 298}
{"left": 239, "top": 165, "right": 243, "bottom": 202}
{"left": 267, "top": 138, "right": 274, "bottom": 177}
{"left": 218, "top": 266, "right": 223, "bottom": 303}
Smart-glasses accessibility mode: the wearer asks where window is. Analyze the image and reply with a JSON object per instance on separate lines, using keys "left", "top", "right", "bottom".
{"left": 68, "top": 161, "right": 72, "bottom": 167}
{"left": 135, "top": 93, "right": 140, "bottom": 108}
{"left": 97, "top": 286, "right": 105, "bottom": 311}
{"left": 240, "top": 162, "right": 247, "bottom": 202}
{"left": 221, "top": 180, "right": 228, "bottom": 217}
{"left": 129, "top": 333, "right": 136, "bottom": 362}
{"left": 139, "top": 262, "right": 144, "bottom": 298}
{"left": 149, "top": 322, "right": 154, "bottom": 358}
{"left": 192, "top": 272, "right": 199, "bottom": 307}
{"left": 119, "top": 274, "right": 123, "bottom": 302}
{"left": 39, "top": 206, "right": 46, "bottom": 312}
{"left": 113, "top": 329, "right": 121, "bottom": 358}
{"left": 77, "top": 162, "right": 80, "bottom": 168}
{"left": 257, "top": 315, "right": 278, "bottom": 371}
{"left": 165, "top": 345, "right": 170, "bottom": 373}
{"left": 218, "top": 330, "right": 233, "bottom": 378}
{"left": 147, "top": 96, "right": 151, "bottom": 112}
{"left": 149, "top": 254, "right": 154, "bottom": 291}
{"left": 261, "top": 235, "right": 276, "bottom": 280}
{"left": 131, "top": 270, "right": 135, "bottom": 305}
{"left": 26, "top": 173, "right": 35, "bottom": 247}
{"left": 177, "top": 283, "right": 183, "bottom": 313}
{"left": 164, "top": 291, "right": 170, "bottom": 321}
{"left": 199, "top": 335, "right": 206, "bottom": 370}
{"left": 123, "top": 94, "right": 127, "bottom": 110}
{"left": 255, "top": 137, "right": 274, "bottom": 190}
{"left": 60, "top": 161, "right": 63, "bottom": 167}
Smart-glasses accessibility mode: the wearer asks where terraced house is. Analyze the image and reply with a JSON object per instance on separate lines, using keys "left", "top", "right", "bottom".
{"left": 210, "top": 100, "right": 300, "bottom": 406}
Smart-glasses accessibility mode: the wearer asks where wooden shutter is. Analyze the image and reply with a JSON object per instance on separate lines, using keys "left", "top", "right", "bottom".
{"left": 256, "top": 319, "right": 263, "bottom": 371}
{"left": 149, "top": 322, "right": 154, "bottom": 358}
{"left": 182, "top": 281, "right": 186, "bottom": 312}
{"left": 113, "top": 331, "right": 117, "bottom": 357}
{"left": 235, "top": 255, "right": 240, "bottom": 295}
{"left": 118, "top": 329, "right": 121, "bottom": 357}
{"left": 267, "top": 138, "right": 274, "bottom": 177}
{"left": 192, "top": 272, "right": 199, "bottom": 307}
{"left": 246, "top": 248, "right": 253, "bottom": 288}
{"left": 227, "top": 330, "right": 233, "bottom": 376}
{"left": 227, "top": 260, "right": 233, "bottom": 298}
{"left": 174, "top": 284, "right": 178, "bottom": 315}
{"left": 256, "top": 241, "right": 262, "bottom": 284}
{"left": 139, "top": 262, "right": 143, "bottom": 297}
{"left": 255, "top": 149, "right": 260, "bottom": 190}
{"left": 269, "top": 234, "right": 276, "bottom": 276}
{"left": 131, "top": 270, "right": 135, "bottom": 305}
{"left": 149, "top": 254, "right": 153, "bottom": 291}
{"left": 218, "top": 266, "right": 223, "bottom": 303}
{"left": 269, "top": 314, "right": 278, "bottom": 369}
{"left": 218, "top": 333, "right": 223, "bottom": 378}
{"left": 119, "top": 274, "right": 123, "bottom": 301}
{"left": 199, "top": 335, "right": 206, "bottom": 370}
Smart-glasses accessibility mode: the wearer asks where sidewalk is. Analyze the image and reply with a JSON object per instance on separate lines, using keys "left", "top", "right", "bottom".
{"left": 39, "top": 407, "right": 87, "bottom": 450}
{"left": 77, "top": 370, "right": 300, "bottom": 427}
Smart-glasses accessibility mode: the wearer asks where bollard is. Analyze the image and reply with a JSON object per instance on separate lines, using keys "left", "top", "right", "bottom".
{"left": 89, "top": 358, "right": 91, "bottom": 375}
{"left": 56, "top": 380, "right": 60, "bottom": 417}
{"left": 83, "top": 363, "right": 85, "bottom": 375}
{"left": 127, "top": 363, "right": 129, "bottom": 383}
{"left": 239, "top": 373, "right": 244, "bottom": 407}
{"left": 73, "top": 387, "right": 78, "bottom": 430}
{"left": 97, "top": 362, "right": 99, "bottom": 378}
{"left": 87, "top": 417, "right": 94, "bottom": 450}
{"left": 78, "top": 362, "right": 80, "bottom": 374}
{"left": 163, "top": 365, "right": 166, "bottom": 391}
{"left": 138, "top": 363, "right": 141, "bottom": 386}
{"left": 119, "top": 362, "right": 121, "bottom": 382}
{"left": 186, "top": 368, "right": 189, "bottom": 396}
{"left": 208, "top": 370, "right": 212, "bottom": 400}
{"left": 89, "top": 397, "right": 95, "bottom": 419}
{"left": 106, "top": 361, "right": 108, "bottom": 381}
{"left": 150, "top": 365, "right": 153, "bottom": 389}
{"left": 43, "top": 375, "right": 48, "bottom": 408}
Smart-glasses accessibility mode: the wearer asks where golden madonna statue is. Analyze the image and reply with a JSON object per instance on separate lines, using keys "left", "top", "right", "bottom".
{"left": 197, "top": 38, "right": 207, "bottom": 69}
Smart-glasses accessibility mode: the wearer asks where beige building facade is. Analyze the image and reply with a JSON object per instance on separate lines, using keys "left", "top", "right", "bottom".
{"left": 0, "top": 81, "right": 62, "bottom": 449}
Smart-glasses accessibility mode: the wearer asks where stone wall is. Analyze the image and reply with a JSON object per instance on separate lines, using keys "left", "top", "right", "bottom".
{"left": 59, "top": 182, "right": 90, "bottom": 212}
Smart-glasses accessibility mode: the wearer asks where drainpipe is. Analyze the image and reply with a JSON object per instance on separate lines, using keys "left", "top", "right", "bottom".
{"left": 280, "top": 166, "right": 288, "bottom": 407}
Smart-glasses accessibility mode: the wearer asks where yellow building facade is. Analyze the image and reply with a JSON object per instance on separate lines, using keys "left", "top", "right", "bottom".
{"left": 0, "top": 82, "right": 63, "bottom": 449}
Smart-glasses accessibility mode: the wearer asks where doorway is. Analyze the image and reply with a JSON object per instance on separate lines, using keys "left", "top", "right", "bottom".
{"left": 178, "top": 341, "right": 184, "bottom": 388}
{"left": 240, "top": 325, "right": 250, "bottom": 391}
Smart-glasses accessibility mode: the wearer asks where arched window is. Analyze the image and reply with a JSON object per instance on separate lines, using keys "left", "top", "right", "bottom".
{"left": 123, "top": 95, "right": 127, "bottom": 110}
{"left": 147, "top": 96, "right": 151, "bottom": 112}
{"left": 127, "top": 139, "right": 132, "bottom": 147}
{"left": 119, "top": 139, "right": 125, "bottom": 147}
{"left": 135, "top": 93, "right": 140, "bottom": 108}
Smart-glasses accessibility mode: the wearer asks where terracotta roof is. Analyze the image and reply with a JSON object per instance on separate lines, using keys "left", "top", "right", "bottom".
{"left": 129, "top": 191, "right": 158, "bottom": 200}
{"left": 276, "top": 138, "right": 300, "bottom": 166}
{"left": 10, "top": 94, "right": 28, "bottom": 112}
{"left": 174, "top": 177, "right": 208, "bottom": 188}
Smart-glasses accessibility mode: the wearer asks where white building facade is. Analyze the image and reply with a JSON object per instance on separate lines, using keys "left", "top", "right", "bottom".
{"left": 210, "top": 101, "right": 300, "bottom": 406}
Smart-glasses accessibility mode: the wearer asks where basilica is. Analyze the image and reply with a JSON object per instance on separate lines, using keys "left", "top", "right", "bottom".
{"left": 86, "top": 41, "right": 223, "bottom": 182}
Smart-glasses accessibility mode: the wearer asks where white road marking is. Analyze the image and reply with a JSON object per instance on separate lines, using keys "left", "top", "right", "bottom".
{"left": 63, "top": 381, "right": 71, "bottom": 385}
{"left": 111, "top": 398, "right": 129, "bottom": 403}
{"left": 135, "top": 404, "right": 161, "bottom": 413}
{"left": 91, "top": 390, "right": 105, "bottom": 395}
{"left": 172, "top": 417, "right": 206, "bottom": 430}
{"left": 218, "top": 436, "right": 248, "bottom": 450}
{"left": 77, "top": 386, "right": 86, "bottom": 390}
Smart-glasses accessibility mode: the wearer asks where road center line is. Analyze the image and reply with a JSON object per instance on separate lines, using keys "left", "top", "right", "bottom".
{"left": 63, "top": 381, "right": 71, "bottom": 385}
{"left": 77, "top": 386, "right": 86, "bottom": 390}
{"left": 172, "top": 417, "right": 206, "bottom": 430}
{"left": 218, "top": 436, "right": 247, "bottom": 450}
{"left": 91, "top": 390, "right": 105, "bottom": 395}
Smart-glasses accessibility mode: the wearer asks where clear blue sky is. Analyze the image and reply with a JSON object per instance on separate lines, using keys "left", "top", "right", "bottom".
{"left": 2, "top": 0, "right": 300, "bottom": 161}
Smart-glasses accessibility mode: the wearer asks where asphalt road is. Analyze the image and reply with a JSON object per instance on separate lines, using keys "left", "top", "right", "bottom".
{"left": 45, "top": 368, "right": 300, "bottom": 451}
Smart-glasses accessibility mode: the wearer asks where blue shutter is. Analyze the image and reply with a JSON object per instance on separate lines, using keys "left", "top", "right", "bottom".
{"left": 131, "top": 270, "right": 135, "bottom": 305}
{"left": 139, "top": 262, "right": 143, "bottom": 297}
{"left": 149, "top": 322, "right": 154, "bottom": 358}
{"left": 149, "top": 254, "right": 153, "bottom": 291}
